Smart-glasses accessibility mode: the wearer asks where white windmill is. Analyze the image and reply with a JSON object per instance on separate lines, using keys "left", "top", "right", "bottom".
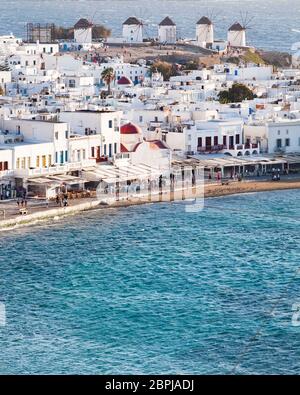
{"left": 122, "top": 7, "right": 154, "bottom": 44}
{"left": 196, "top": 16, "right": 214, "bottom": 48}
{"left": 158, "top": 17, "right": 177, "bottom": 44}
{"left": 74, "top": 18, "right": 93, "bottom": 45}
{"left": 227, "top": 12, "right": 254, "bottom": 48}
{"left": 122, "top": 17, "right": 145, "bottom": 43}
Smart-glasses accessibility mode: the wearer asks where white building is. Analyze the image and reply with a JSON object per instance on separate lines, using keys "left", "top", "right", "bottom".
{"left": 164, "top": 118, "right": 259, "bottom": 157}
{"left": 227, "top": 23, "right": 246, "bottom": 47}
{"left": 196, "top": 16, "right": 214, "bottom": 49}
{"left": 97, "top": 60, "right": 149, "bottom": 86}
{"left": 216, "top": 64, "right": 273, "bottom": 81}
{"left": 63, "top": 75, "right": 96, "bottom": 98}
{"left": 245, "top": 120, "right": 300, "bottom": 154}
{"left": 0, "top": 34, "right": 22, "bottom": 60}
{"left": 122, "top": 17, "right": 143, "bottom": 43}
{"left": 21, "top": 42, "right": 59, "bottom": 55}
{"left": 59, "top": 110, "right": 122, "bottom": 159}
{"left": 74, "top": 19, "right": 93, "bottom": 45}
{"left": 158, "top": 17, "right": 176, "bottom": 44}
{"left": 0, "top": 66, "right": 11, "bottom": 91}
{"left": 2, "top": 118, "right": 70, "bottom": 167}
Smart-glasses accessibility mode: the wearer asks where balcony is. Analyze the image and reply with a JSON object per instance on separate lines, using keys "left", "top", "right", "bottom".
{"left": 14, "top": 159, "right": 96, "bottom": 178}
{"left": 196, "top": 143, "right": 260, "bottom": 157}
{"left": 0, "top": 170, "right": 14, "bottom": 179}
{"left": 245, "top": 143, "right": 258, "bottom": 149}
{"left": 223, "top": 143, "right": 260, "bottom": 156}
{"left": 197, "top": 144, "right": 225, "bottom": 153}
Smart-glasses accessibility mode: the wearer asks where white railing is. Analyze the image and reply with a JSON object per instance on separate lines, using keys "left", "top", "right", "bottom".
{"left": 222, "top": 143, "right": 260, "bottom": 155}
{"left": 0, "top": 170, "right": 14, "bottom": 179}
{"left": 13, "top": 159, "right": 96, "bottom": 178}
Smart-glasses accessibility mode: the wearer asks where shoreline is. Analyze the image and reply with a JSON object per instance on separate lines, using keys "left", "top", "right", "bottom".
{"left": 1, "top": 178, "right": 299, "bottom": 231}
{"left": 204, "top": 178, "right": 300, "bottom": 198}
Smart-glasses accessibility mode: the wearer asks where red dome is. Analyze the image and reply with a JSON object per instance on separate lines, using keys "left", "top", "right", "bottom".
{"left": 118, "top": 76, "right": 133, "bottom": 85}
{"left": 120, "top": 123, "right": 142, "bottom": 135}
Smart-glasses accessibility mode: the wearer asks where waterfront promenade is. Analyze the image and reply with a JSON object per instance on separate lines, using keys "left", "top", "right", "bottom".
{"left": 1, "top": 177, "right": 300, "bottom": 230}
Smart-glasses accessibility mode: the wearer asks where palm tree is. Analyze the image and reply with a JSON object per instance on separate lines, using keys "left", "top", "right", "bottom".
{"left": 101, "top": 67, "right": 115, "bottom": 95}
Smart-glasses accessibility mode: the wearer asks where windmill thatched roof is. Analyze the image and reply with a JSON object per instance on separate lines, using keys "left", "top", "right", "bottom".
{"left": 228, "top": 22, "right": 245, "bottom": 31}
{"left": 159, "top": 17, "right": 176, "bottom": 26}
{"left": 123, "top": 17, "right": 141, "bottom": 25}
{"left": 197, "top": 16, "right": 212, "bottom": 25}
{"left": 74, "top": 18, "right": 93, "bottom": 29}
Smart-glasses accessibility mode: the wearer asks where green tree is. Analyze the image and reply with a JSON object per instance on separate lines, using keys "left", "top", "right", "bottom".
{"left": 101, "top": 67, "right": 115, "bottom": 95}
{"left": 218, "top": 83, "right": 255, "bottom": 104}
{"left": 92, "top": 25, "right": 111, "bottom": 39}
{"left": 182, "top": 60, "right": 199, "bottom": 71}
{"left": 150, "top": 61, "right": 178, "bottom": 81}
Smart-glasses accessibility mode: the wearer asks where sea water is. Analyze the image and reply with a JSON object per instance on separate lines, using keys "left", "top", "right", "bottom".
{"left": 0, "top": 0, "right": 300, "bottom": 52}
{"left": 0, "top": 190, "right": 299, "bottom": 374}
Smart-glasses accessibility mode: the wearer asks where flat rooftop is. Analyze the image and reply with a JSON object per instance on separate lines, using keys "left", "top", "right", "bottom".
{"left": 63, "top": 110, "right": 116, "bottom": 114}
{"left": 8, "top": 118, "right": 65, "bottom": 124}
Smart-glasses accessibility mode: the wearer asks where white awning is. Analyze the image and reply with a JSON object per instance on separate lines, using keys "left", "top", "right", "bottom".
{"left": 83, "top": 164, "right": 165, "bottom": 184}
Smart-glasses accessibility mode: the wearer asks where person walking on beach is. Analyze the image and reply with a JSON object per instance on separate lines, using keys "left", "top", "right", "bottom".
{"left": 63, "top": 194, "right": 68, "bottom": 207}
{"left": 159, "top": 175, "right": 163, "bottom": 194}
{"left": 21, "top": 190, "right": 27, "bottom": 208}
{"left": 56, "top": 193, "right": 63, "bottom": 207}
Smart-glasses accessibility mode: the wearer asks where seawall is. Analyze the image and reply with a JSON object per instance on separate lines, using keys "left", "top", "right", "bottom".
{"left": 0, "top": 200, "right": 102, "bottom": 230}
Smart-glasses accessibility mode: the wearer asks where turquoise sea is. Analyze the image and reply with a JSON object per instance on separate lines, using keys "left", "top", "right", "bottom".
{"left": 0, "top": 0, "right": 300, "bottom": 52}
{"left": 0, "top": 189, "right": 300, "bottom": 374}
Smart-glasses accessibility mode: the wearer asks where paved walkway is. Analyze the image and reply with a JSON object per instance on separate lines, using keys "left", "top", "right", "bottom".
{"left": 0, "top": 176, "right": 300, "bottom": 226}
{"left": 0, "top": 197, "right": 96, "bottom": 221}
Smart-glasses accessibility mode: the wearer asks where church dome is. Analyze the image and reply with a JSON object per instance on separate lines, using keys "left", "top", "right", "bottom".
{"left": 120, "top": 123, "right": 142, "bottom": 135}
{"left": 117, "top": 76, "right": 133, "bottom": 85}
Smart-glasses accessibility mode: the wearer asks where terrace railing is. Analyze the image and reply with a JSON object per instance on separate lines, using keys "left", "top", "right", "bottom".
{"left": 13, "top": 159, "right": 96, "bottom": 178}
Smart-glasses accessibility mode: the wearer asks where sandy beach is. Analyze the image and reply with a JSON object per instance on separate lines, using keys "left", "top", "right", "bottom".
{"left": 110, "top": 178, "right": 300, "bottom": 208}
{"left": 204, "top": 178, "right": 300, "bottom": 198}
